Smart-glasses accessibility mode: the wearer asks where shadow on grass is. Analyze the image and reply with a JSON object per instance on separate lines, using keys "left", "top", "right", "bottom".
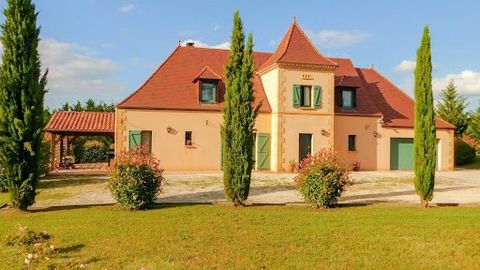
{"left": 342, "top": 185, "right": 475, "bottom": 201}
{"left": 57, "top": 243, "right": 86, "bottom": 254}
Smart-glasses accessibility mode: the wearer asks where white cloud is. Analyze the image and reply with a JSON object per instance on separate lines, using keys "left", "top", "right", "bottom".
{"left": 394, "top": 60, "right": 416, "bottom": 72}
{"left": 213, "top": 25, "right": 220, "bottom": 31}
{"left": 181, "top": 39, "right": 230, "bottom": 49}
{"left": 0, "top": 38, "right": 123, "bottom": 108}
{"left": 119, "top": 3, "right": 135, "bottom": 13}
{"left": 306, "top": 29, "right": 369, "bottom": 48}
{"left": 433, "top": 70, "right": 480, "bottom": 96}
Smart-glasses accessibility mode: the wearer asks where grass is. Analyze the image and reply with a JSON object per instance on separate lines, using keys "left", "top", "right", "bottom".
{"left": 1, "top": 204, "right": 480, "bottom": 269}
{"left": 458, "top": 155, "right": 480, "bottom": 169}
{"left": 0, "top": 192, "right": 8, "bottom": 205}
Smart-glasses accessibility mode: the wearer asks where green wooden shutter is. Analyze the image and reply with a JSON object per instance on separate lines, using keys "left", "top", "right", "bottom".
{"left": 313, "top": 85, "right": 322, "bottom": 108}
{"left": 257, "top": 133, "right": 270, "bottom": 170}
{"left": 129, "top": 130, "right": 141, "bottom": 149}
{"left": 293, "top": 85, "right": 301, "bottom": 108}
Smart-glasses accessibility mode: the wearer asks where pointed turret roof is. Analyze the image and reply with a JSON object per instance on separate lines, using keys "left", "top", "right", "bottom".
{"left": 259, "top": 18, "right": 337, "bottom": 71}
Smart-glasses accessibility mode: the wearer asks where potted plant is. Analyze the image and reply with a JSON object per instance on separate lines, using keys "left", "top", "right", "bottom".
{"left": 352, "top": 161, "right": 361, "bottom": 171}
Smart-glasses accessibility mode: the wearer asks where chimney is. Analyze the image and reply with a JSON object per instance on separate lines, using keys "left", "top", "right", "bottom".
{"left": 186, "top": 42, "right": 195, "bottom": 47}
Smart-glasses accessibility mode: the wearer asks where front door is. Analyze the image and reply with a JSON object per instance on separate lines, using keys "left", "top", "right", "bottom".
{"left": 299, "top": 133, "right": 312, "bottom": 161}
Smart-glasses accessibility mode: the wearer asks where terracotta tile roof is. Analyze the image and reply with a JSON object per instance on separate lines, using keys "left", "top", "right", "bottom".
{"left": 352, "top": 68, "right": 455, "bottom": 129}
{"left": 118, "top": 46, "right": 273, "bottom": 112}
{"left": 461, "top": 134, "right": 479, "bottom": 148}
{"left": 45, "top": 111, "right": 115, "bottom": 134}
{"left": 259, "top": 20, "right": 337, "bottom": 71}
{"left": 329, "top": 57, "right": 363, "bottom": 88}
{"left": 193, "top": 66, "right": 222, "bottom": 81}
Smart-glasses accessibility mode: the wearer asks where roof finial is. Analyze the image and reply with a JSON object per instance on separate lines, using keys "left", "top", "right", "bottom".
{"left": 371, "top": 64, "right": 375, "bottom": 70}
{"left": 178, "top": 40, "right": 181, "bottom": 47}
{"left": 293, "top": 16, "right": 297, "bottom": 24}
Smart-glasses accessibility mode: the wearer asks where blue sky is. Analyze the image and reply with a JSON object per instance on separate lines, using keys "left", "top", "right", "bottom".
{"left": 0, "top": 0, "right": 479, "bottom": 110}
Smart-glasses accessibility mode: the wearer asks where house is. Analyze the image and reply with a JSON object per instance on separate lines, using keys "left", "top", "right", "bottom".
{"left": 115, "top": 19, "right": 455, "bottom": 172}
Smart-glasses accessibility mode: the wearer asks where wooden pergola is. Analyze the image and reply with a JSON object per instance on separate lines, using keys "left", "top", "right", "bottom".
{"left": 44, "top": 111, "right": 115, "bottom": 170}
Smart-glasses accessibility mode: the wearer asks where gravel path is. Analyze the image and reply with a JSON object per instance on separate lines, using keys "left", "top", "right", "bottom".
{"left": 28, "top": 170, "right": 480, "bottom": 209}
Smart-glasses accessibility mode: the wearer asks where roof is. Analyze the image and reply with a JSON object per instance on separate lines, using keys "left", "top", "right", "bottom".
{"left": 259, "top": 19, "right": 337, "bottom": 71}
{"left": 118, "top": 20, "right": 454, "bottom": 130}
{"left": 461, "top": 134, "right": 479, "bottom": 148}
{"left": 45, "top": 111, "right": 115, "bottom": 134}
{"left": 193, "top": 66, "right": 222, "bottom": 81}
{"left": 118, "top": 46, "right": 272, "bottom": 112}
{"left": 330, "top": 58, "right": 363, "bottom": 88}
{"left": 351, "top": 68, "right": 455, "bottom": 129}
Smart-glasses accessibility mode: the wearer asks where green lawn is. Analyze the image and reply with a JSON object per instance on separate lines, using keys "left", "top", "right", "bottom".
{"left": 1, "top": 204, "right": 480, "bottom": 269}
{"left": 0, "top": 192, "right": 8, "bottom": 205}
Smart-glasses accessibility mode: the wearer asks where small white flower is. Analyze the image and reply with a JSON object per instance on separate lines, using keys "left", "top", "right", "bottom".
{"left": 45, "top": 256, "right": 50, "bottom": 260}
{"left": 49, "top": 245, "right": 55, "bottom": 251}
{"left": 79, "top": 264, "right": 86, "bottom": 269}
{"left": 27, "top": 253, "right": 34, "bottom": 259}
{"left": 24, "top": 258, "right": 30, "bottom": 264}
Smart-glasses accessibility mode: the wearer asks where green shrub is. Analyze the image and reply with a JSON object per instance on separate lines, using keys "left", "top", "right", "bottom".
{"left": 109, "top": 148, "right": 164, "bottom": 210}
{"left": 455, "top": 138, "right": 476, "bottom": 165}
{"left": 81, "top": 140, "right": 107, "bottom": 163}
{"left": 294, "top": 148, "right": 350, "bottom": 208}
{"left": 0, "top": 165, "right": 6, "bottom": 192}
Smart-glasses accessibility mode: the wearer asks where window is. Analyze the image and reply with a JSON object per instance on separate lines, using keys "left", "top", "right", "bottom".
{"left": 200, "top": 80, "right": 217, "bottom": 104}
{"left": 185, "top": 131, "right": 192, "bottom": 146}
{"left": 129, "top": 130, "right": 152, "bottom": 153}
{"left": 348, "top": 135, "right": 356, "bottom": 151}
{"left": 341, "top": 89, "right": 356, "bottom": 109}
{"left": 300, "top": 85, "right": 311, "bottom": 107}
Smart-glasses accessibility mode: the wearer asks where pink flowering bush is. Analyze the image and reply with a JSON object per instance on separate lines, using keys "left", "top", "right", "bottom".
{"left": 5, "top": 225, "right": 57, "bottom": 267}
{"left": 109, "top": 147, "right": 164, "bottom": 210}
{"left": 294, "top": 148, "right": 350, "bottom": 208}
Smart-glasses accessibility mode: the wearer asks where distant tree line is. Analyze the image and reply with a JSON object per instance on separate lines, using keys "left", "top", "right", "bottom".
{"left": 60, "top": 98, "right": 115, "bottom": 112}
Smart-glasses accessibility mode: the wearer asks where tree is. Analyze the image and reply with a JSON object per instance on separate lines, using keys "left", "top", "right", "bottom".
{"left": 221, "top": 11, "right": 259, "bottom": 206}
{"left": 467, "top": 102, "right": 480, "bottom": 142}
{"left": 414, "top": 26, "right": 436, "bottom": 208}
{"left": 0, "top": 0, "right": 47, "bottom": 210}
{"left": 435, "top": 80, "right": 469, "bottom": 136}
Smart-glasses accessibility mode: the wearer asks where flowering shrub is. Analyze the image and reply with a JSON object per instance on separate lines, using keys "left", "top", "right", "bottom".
{"left": 109, "top": 148, "right": 164, "bottom": 210}
{"left": 5, "top": 225, "right": 56, "bottom": 267}
{"left": 294, "top": 148, "right": 350, "bottom": 208}
{"left": 352, "top": 161, "right": 361, "bottom": 171}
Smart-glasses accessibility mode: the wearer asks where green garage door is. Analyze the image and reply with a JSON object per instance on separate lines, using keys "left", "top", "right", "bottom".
{"left": 391, "top": 138, "right": 414, "bottom": 170}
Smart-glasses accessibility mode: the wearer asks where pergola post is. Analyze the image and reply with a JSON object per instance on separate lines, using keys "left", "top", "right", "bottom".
{"left": 59, "top": 135, "right": 64, "bottom": 168}
{"left": 49, "top": 133, "right": 56, "bottom": 171}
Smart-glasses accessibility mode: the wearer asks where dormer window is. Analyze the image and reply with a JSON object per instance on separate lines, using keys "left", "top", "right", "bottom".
{"left": 200, "top": 80, "right": 218, "bottom": 104}
{"left": 341, "top": 88, "right": 356, "bottom": 109}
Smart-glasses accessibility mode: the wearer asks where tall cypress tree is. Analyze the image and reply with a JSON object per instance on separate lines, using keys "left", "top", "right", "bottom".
{"left": 222, "top": 11, "right": 259, "bottom": 206}
{"left": 435, "top": 80, "right": 469, "bottom": 136}
{"left": 0, "top": 0, "right": 47, "bottom": 210}
{"left": 414, "top": 26, "right": 436, "bottom": 207}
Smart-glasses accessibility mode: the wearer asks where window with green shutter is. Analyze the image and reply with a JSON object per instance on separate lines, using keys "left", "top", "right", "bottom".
{"left": 314, "top": 85, "right": 322, "bottom": 108}
{"left": 129, "top": 130, "right": 141, "bottom": 149}
{"left": 293, "top": 85, "right": 301, "bottom": 108}
{"left": 129, "top": 130, "right": 152, "bottom": 152}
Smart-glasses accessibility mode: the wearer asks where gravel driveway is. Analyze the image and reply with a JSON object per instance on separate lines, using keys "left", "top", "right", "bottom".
{"left": 29, "top": 170, "right": 480, "bottom": 209}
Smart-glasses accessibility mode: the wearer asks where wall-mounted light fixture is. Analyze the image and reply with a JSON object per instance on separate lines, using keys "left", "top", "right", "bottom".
{"left": 373, "top": 131, "right": 379, "bottom": 138}
{"left": 321, "top": 129, "right": 329, "bottom": 136}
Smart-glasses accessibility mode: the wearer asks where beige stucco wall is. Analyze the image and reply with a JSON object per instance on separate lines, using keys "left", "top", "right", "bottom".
{"left": 115, "top": 108, "right": 271, "bottom": 171}
{"left": 334, "top": 115, "right": 380, "bottom": 170}
{"left": 334, "top": 115, "right": 454, "bottom": 171}
{"left": 259, "top": 65, "right": 336, "bottom": 171}
{"left": 376, "top": 127, "right": 454, "bottom": 171}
